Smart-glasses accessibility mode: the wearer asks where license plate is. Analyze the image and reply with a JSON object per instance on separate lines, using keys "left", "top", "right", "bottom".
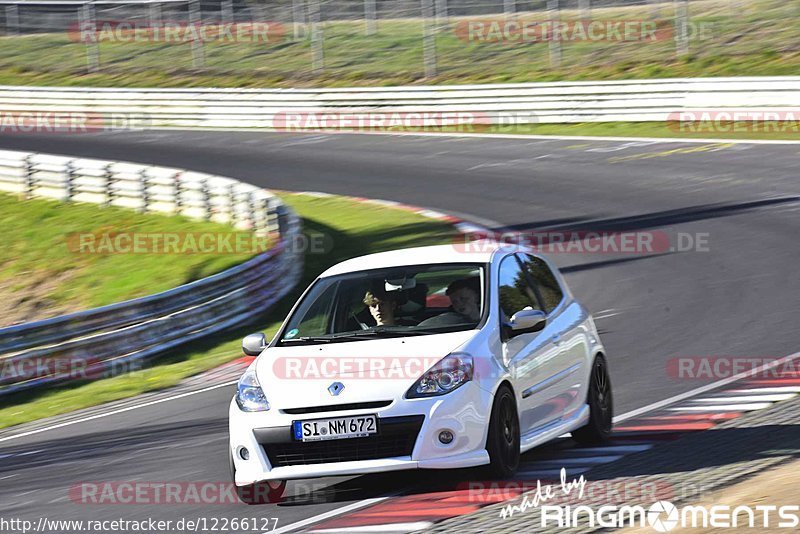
{"left": 293, "top": 414, "right": 378, "bottom": 442}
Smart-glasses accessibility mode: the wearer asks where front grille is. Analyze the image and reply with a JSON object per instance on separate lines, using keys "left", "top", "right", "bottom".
{"left": 281, "top": 401, "right": 392, "bottom": 415}
{"left": 259, "top": 415, "right": 424, "bottom": 467}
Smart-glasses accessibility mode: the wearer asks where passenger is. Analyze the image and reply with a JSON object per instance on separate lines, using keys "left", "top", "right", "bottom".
{"left": 446, "top": 277, "right": 482, "bottom": 322}
{"left": 418, "top": 277, "right": 482, "bottom": 327}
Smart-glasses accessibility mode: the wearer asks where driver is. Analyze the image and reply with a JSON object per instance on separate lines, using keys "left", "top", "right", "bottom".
{"left": 363, "top": 289, "right": 398, "bottom": 326}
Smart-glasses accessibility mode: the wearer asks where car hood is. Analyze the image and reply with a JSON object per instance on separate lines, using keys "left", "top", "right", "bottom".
{"left": 255, "top": 331, "right": 476, "bottom": 410}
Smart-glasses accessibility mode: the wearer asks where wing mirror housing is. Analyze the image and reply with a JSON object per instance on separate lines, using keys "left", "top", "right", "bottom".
{"left": 242, "top": 333, "right": 267, "bottom": 356}
{"left": 505, "top": 308, "right": 547, "bottom": 338}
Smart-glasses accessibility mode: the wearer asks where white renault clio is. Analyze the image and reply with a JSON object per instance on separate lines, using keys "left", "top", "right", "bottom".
{"left": 228, "top": 243, "right": 612, "bottom": 501}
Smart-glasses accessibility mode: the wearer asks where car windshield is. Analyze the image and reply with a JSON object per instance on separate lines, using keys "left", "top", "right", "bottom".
{"left": 278, "top": 263, "right": 487, "bottom": 345}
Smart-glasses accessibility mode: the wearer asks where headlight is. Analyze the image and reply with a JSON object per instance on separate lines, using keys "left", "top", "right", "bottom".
{"left": 235, "top": 363, "right": 270, "bottom": 412}
{"left": 406, "top": 354, "right": 473, "bottom": 398}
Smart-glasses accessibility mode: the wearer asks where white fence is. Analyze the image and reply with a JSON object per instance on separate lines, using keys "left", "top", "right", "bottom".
{"left": 0, "top": 150, "right": 284, "bottom": 230}
{"left": 0, "top": 77, "right": 797, "bottom": 128}
{"left": 0, "top": 149, "right": 302, "bottom": 395}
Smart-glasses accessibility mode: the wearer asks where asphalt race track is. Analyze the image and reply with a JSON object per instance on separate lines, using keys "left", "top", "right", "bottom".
{"left": 0, "top": 131, "right": 798, "bottom": 532}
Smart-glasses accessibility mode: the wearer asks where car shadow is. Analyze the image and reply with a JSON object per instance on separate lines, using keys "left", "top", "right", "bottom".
{"left": 278, "top": 420, "right": 800, "bottom": 507}
{"left": 589, "top": 423, "right": 800, "bottom": 480}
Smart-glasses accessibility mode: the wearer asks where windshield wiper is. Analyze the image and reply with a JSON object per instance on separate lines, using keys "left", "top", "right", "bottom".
{"left": 280, "top": 336, "right": 335, "bottom": 344}
{"left": 406, "top": 325, "right": 476, "bottom": 334}
{"left": 280, "top": 332, "right": 388, "bottom": 344}
{"left": 327, "top": 330, "right": 408, "bottom": 340}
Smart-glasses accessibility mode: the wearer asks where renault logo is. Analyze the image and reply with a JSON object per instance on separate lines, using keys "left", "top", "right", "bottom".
{"left": 328, "top": 382, "right": 344, "bottom": 396}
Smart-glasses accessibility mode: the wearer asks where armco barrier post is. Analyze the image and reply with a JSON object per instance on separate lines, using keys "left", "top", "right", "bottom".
{"left": 436, "top": 0, "right": 448, "bottom": 25}
{"left": 674, "top": 0, "right": 689, "bottom": 56}
{"left": 579, "top": 0, "right": 591, "bottom": 19}
{"left": 139, "top": 169, "right": 150, "bottom": 213}
{"left": 648, "top": 0, "right": 661, "bottom": 19}
{"left": 221, "top": 0, "right": 233, "bottom": 25}
{"left": 422, "top": 0, "right": 437, "bottom": 78}
{"left": 188, "top": 0, "right": 205, "bottom": 68}
{"left": 227, "top": 183, "right": 238, "bottom": 226}
{"left": 148, "top": 2, "right": 162, "bottom": 27}
{"left": 548, "top": 0, "right": 562, "bottom": 68}
{"left": 266, "top": 197, "right": 279, "bottom": 234}
{"left": 5, "top": 5, "right": 19, "bottom": 36}
{"left": 247, "top": 191, "right": 256, "bottom": 230}
{"left": 173, "top": 172, "right": 183, "bottom": 215}
{"left": 23, "top": 155, "right": 34, "bottom": 199}
{"left": 64, "top": 162, "right": 75, "bottom": 202}
{"left": 365, "top": 0, "right": 377, "bottom": 35}
{"left": 104, "top": 163, "right": 115, "bottom": 206}
{"left": 79, "top": 3, "right": 100, "bottom": 73}
{"left": 264, "top": 197, "right": 273, "bottom": 233}
{"left": 202, "top": 179, "right": 212, "bottom": 220}
{"left": 309, "top": 0, "right": 324, "bottom": 74}
{"left": 275, "top": 203, "right": 290, "bottom": 237}
{"left": 292, "top": 0, "right": 306, "bottom": 40}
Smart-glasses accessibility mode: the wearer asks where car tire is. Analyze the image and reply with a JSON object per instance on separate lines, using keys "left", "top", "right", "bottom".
{"left": 229, "top": 451, "right": 287, "bottom": 505}
{"left": 572, "top": 355, "right": 613, "bottom": 444}
{"left": 485, "top": 384, "right": 520, "bottom": 478}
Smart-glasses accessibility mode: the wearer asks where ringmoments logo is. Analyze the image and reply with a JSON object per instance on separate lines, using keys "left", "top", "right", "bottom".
{"left": 498, "top": 469, "right": 799, "bottom": 530}
{"left": 539, "top": 501, "right": 800, "bottom": 530}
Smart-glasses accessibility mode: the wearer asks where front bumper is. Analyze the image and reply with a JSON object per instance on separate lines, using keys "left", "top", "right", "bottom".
{"left": 228, "top": 382, "right": 493, "bottom": 485}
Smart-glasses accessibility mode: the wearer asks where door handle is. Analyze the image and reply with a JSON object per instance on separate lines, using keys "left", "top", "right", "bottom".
{"left": 552, "top": 334, "right": 562, "bottom": 345}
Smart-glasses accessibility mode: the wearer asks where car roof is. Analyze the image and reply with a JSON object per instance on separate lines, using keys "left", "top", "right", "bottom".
{"left": 319, "top": 241, "right": 525, "bottom": 278}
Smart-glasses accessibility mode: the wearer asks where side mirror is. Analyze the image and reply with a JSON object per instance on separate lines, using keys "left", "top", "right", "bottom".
{"left": 242, "top": 333, "right": 267, "bottom": 356}
{"left": 507, "top": 308, "right": 546, "bottom": 336}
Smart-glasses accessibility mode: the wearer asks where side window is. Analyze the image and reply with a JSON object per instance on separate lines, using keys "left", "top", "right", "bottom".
{"left": 497, "top": 255, "right": 539, "bottom": 319}
{"left": 520, "top": 254, "right": 564, "bottom": 313}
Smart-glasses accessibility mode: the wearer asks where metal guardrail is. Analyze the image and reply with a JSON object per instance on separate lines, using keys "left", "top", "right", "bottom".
{"left": 0, "top": 149, "right": 303, "bottom": 395}
{"left": 0, "top": 77, "right": 797, "bottom": 127}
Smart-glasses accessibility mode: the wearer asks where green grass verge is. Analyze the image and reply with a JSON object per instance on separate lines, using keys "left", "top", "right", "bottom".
{"left": 0, "top": 193, "right": 454, "bottom": 429}
{"left": 428, "top": 121, "right": 800, "bottom": 140}
{"left": 0, "top": 0, "right": 797, "bottom": 87}
{"left": 257, "top": 121, "right": 800, "bottom": 141}
{"left": 0, "top": 193, "right": 255, "bottom": 324}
